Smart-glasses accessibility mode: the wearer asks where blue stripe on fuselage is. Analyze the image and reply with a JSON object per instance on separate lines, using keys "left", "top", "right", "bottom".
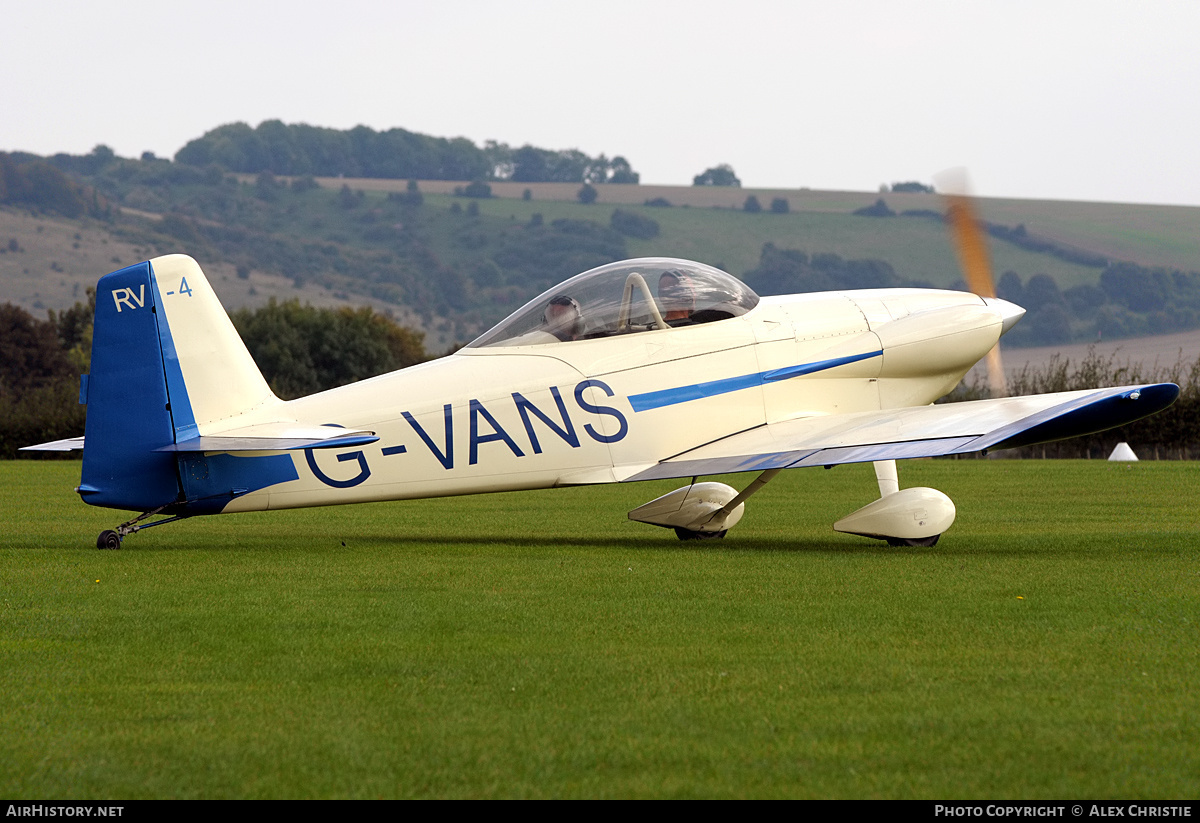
{"left": 627, "top": 350, "right": 882, "bottom": 412}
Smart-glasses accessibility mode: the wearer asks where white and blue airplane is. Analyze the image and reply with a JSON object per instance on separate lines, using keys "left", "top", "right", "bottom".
{"left": 25, "top": 239, "right": 1178, "bottom": 549}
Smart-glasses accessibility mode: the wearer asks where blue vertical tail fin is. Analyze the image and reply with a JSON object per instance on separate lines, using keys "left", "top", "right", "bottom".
{"left": 78, "top": 261, "right": 181, "bottom": 511}
{"left": 78, "top": 255, "right": 279, "bottom": 512}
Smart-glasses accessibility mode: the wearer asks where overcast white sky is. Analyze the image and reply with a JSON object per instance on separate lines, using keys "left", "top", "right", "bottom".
{"left": 6, "top": 0, "right": 1200, "bottom": 206}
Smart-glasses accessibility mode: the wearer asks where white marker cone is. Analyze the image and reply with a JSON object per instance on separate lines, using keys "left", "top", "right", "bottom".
{"left": 1108, "top": 442, "right": 1138, "bottom": 462}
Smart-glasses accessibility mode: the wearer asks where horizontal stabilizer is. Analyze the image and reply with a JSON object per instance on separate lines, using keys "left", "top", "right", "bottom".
{"left": 626, "top": 383, "right": 1179, "bottom": 481}
{"left": 22, "top": 429, "right": 377, "bottom": 454}
{"left": 20, "top": 436, "right": 86, "bottom": 452}
{"left": 159, "top": 434, "right": 378, "bottom": 452}
{"left": 158, "top": 423, "right": 377, "bottom": 452}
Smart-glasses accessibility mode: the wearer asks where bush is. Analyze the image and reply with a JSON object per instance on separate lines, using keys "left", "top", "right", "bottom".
{"left": 290, "top": 175, "right": 319, "bottom": 193}
{"left": 231, "top": 300, "right": 427, "bottom": 399}
{"left": 853, "top": 198, "right": 895, "bottom": 217}
{"left": 254, "top": 171, "right": 281, "bottom": 201}
{"left": 692, "top": 164, "right": 740, "bottom": 187}
{"left": 610, "top": 209, "right": 660, "bottom": 239}
{"left": 461, "top": 180, "right": 492, "bottom": 198}
{"left": 392, "top": 179, "right": 423, "bottom": 206}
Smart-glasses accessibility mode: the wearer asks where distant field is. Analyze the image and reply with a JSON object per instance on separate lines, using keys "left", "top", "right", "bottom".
{"left": 972, "top": 197, "right": 1200, "bottom": 273}
{"left": 322, "top": 176, "right": 1200, "bottom": 274}
{"left": 2, "top": 460, "right": 1197, "bottom": 798}
{"left": 417, "top": 192, "right": 1100, "bottom": 288}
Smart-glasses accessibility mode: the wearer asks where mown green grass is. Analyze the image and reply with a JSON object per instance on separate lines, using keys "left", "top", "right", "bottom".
{"left": 1, "top": 460, "right": 1197, "bottom": 798}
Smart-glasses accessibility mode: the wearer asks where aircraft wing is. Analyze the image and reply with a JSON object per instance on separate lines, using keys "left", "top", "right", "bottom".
{"left": 21, "top": 424, "right": 378, "bottom": 453}
{"left": 625, "top": 383, "right": 1179, "bottom": 481}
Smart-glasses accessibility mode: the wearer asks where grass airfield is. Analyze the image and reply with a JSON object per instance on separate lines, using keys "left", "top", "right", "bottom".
{"left": 1, "top": 459, "right": 1197, "bottom": 799}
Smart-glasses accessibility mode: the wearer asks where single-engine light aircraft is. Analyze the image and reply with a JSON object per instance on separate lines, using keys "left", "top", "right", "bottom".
{"left": 25, "top": 239, "right": 1178, "bottom": 549}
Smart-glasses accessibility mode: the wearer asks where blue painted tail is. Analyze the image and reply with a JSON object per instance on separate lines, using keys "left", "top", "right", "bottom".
{"left": 78, "top": 261, "right": 182, "bottom": 511}
{"left": 77, "top": 255, "right": 291, "bottom": 514}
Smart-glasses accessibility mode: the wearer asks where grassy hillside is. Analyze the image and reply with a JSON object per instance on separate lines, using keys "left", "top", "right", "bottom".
{"left": 466, "top": 197, "right": 1100, "bottom": 289}
{"left": 341, "top": 177, "right": 1200, "bottom": 275}
{"left": 0, "top": 207, "right": 412, "bottom": 321}
{"left": 6, "top": 165, "right": 1200, "bottom": 350}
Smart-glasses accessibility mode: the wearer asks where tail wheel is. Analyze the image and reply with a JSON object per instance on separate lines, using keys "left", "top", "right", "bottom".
{"left": 96, "top": 530, "right": 121, "bottom": 550}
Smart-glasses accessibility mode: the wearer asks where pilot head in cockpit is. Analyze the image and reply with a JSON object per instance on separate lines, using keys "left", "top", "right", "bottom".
{"left": 658, "top": 270, "right": 695, "bottom": 325}
{"left": 544, "top": 294, "right": 583, "bottom": 341}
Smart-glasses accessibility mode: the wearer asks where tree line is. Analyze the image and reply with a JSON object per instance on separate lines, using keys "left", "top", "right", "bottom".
{"left": 0, "top": 293, "right": 93, "bottom": 459}
{"left": 742, "top": 242, "right": 920, "bottom": 296}
{"left": 1, "top": 152, "right": 109, "bottom": 218}
{"left": 173, "top": 121, "right": 642, "bottom": 185}
{"left": 1, "top": 296, "right": 429, "bottom": 458}
{"left": 994, "top": 262, "right": 1200, "bottom": 346}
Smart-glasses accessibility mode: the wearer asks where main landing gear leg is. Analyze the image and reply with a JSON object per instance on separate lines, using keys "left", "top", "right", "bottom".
{"left": 96, "top": 506, "right": 190, "bottom": 550}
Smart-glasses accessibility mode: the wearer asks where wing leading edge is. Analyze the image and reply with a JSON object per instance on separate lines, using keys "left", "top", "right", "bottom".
{"left": 625, "top": 383, "right": 1179, "bottom": 482}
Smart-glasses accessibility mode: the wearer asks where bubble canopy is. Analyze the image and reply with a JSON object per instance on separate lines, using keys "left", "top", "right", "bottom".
{"left": 468, "top": 258, "right": 760, "bottom": 348}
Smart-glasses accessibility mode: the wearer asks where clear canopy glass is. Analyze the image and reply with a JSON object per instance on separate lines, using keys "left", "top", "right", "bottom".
{"left": 469, "top": 258, "right": 760, "bottom": 348}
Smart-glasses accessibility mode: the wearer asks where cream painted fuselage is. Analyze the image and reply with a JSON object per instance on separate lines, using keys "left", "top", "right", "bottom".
{"left": 222, "top": 288, "right": 1011, "bottom": 513}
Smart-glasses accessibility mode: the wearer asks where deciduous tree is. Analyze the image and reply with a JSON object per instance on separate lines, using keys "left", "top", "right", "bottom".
{"left": 693, "top": 164, "right": 741, "bottom": 187}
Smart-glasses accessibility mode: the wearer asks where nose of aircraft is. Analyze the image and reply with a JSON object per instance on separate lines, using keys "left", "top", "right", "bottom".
{"left": 982, "top": 297, "right": 1026, "bottom": 336}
